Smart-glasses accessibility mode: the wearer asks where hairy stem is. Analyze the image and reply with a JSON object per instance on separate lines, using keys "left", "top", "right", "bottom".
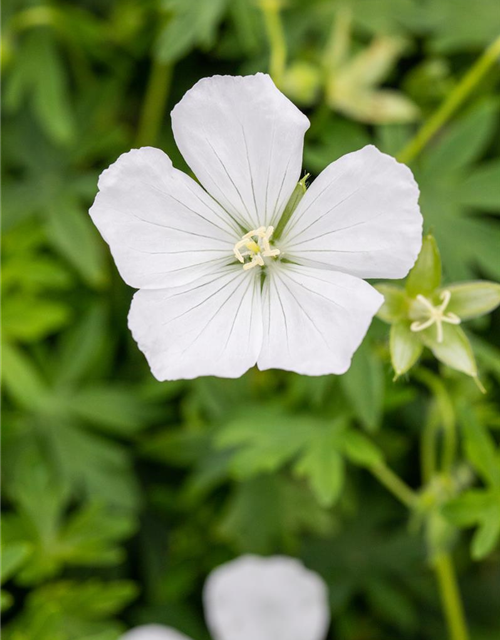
{"left": 369, "top": 462, "right": 417, "bottom": 509}
{"left": 260, "top": 0, "right": 287, "bottom": 86}
{"left": 397, "top": 35, "right": 500, "bottom": 165}
{"left": 136, "top": 59, "right": 172, "bottom": 147}
{"left": 434, "top": 554, "right": 470, "bottom": 640}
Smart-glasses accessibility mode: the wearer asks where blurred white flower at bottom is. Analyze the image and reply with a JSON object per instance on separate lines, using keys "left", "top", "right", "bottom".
{"left": 120, "top": 625, "right": 193, "bottom": 640}
{"left": 120, "top": 555, "right": 330, "bottom": 640}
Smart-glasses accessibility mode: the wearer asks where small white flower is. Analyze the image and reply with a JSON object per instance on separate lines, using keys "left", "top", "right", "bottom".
{"left": 119, "top": 555, "right": 330, "bottom": 640}
{"left": 90, "top": 73, "right": 422, "bottom": 380}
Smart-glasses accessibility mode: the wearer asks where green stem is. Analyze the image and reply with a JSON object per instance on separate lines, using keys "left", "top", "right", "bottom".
{"left": 135, "top": 59, "right": 172, "bottom": 147}
{"left": 421, "top": 414, "right": 438, "bottom": 484}
{"left": 369, "top": 462, "right": 417, "bottom": 509}
{"left": 397, "top": 35, "right": 500, "bottom": 165}
{"left": 415, "top": 369, "right": 457, "bottom": 475}
{"left": 434, "top": 554, "right": 470, "bottom": 640}
{"left": 260, "top": 0, "right": 287, "bottom": 86}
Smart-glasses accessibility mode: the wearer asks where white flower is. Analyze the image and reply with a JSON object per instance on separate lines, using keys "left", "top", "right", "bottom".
{"left": 203, "top": 555, "right": 330, "bottom": 640}
{"left": 120, "top": 625, "right": 192, "bottom": 640}
{"left": 119, "top": 555, "right": 330, "bottom": 640}
{"left": 90, "top": 73, "right": 422, "bottom": 380}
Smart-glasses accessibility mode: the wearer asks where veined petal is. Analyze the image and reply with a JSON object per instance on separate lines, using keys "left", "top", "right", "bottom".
{"left": 171, "top": 74, "right": 310, "bottom": 231}
{"left": 119, "top": 625, "right": 193, "bottom": 640}
{"left": 204, "top": 555, "right": 330, "bottom": 640}
{"left": 257, "top": 264, "right": 383, "bottom": 375}
{"left": 279, "top": 145, "right": 422, "bottom": 279}
{"left": 90, "top": 147, "right": 239, "bottom": 289}
{"left": 128, "top": 267, "right": 262, "bottom": 380}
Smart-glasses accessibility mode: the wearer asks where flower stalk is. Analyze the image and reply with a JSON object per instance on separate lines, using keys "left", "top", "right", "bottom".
{"left": 136, "top": 59, "right": 172, "bottom": 147}
{"left": 260, "top": 0, "right": 287, "bottom": 86}
{"left": 398, "top": 35, "right": 500, "bottom": 165}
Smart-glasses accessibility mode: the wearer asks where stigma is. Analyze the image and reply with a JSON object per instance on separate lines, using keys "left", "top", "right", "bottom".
{"left": 233, "top": 226, "right": 280, "bottom": 271}
{"left": 410, "top": 290, "right": 461, "bottom": 343}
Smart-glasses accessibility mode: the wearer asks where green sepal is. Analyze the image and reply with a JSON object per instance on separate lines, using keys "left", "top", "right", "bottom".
{"left": 390, "top": 322, "right": 424, "bottom": 377}
{"left": 375, "top": 284, "right": 407, "bottom": 323}
{"left": 444, "top": 281, "right": 500, "bottom": 320}
{"left": 273, "top": 174, "right": 309, "bottom": 239}
{"left": 406, "top": 234, "right": 442, "bottom": 297}
{"left": 420, "top": 324, "right": 477, "bottom": 378}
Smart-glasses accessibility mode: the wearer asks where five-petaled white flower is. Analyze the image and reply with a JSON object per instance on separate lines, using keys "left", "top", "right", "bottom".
{"left": 119, "top": 555, "right": 330, "bottom": 640}
{"left": 90, "top": 74, "right": 422, "bottom": 380}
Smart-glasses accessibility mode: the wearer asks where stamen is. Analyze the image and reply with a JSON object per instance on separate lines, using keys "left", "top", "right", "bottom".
{"left": 233, "top": 226, "right": 280, "bottom": 270}
{"left": 410, "top": 290, "right": 461, "bottom": 343}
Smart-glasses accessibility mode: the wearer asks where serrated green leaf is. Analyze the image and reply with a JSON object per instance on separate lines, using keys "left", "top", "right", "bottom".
{"left": 445, "top": 281, "right": 500, "bottom": 320}
{"left": 390, "top": 322, "right": 424, "bottom": 377}
{"left": 1, "top": 542, "right": 32, "bottom": 584}
{"left": 406, "top": 234, "right": 441, "bottom": 297}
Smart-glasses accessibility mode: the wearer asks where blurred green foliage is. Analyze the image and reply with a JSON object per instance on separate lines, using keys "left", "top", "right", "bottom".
{"left": 1, "top": 1, "right": 500, "bottom": 639}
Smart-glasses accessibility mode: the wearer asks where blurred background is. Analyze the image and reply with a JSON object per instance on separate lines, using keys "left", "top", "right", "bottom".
{"left": 2, "top": 1, "right": 500, "bottom": 639}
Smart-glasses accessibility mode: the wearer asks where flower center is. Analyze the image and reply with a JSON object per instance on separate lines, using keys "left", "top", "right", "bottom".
{"left": 410, "top": 290, "right": 461, "bottom": 343}
{"left": 233, "top": 226, "right": 280, "bottom": 271}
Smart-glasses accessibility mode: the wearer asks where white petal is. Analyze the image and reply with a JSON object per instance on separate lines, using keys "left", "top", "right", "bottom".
{"left": 119, "top": 625, "right": 193, "bottom": 640}
{"left": 204, "top": 555, "right": 330, "bottom": 640}
{"left": 280, "top": 145, "right": 422, "bottom": 279}
{"left": 128, "top": 267, "right": 262, "bottom": 380}
{"left": 171, "top": 74, "right": 310, "bottom": 230}
{"left": 257, "top": 264, "right": 383, "bottom": 375}
{"left": 90, "top": 147, "right": 238, "bottom": 289}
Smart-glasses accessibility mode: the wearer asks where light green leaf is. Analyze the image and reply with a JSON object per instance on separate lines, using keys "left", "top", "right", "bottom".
{"left": 375, "top": 284, "right": 407, "bottom": 323}
{"left": 341, "top": 342, "right": 384, "bottom": 431}
{"left": 1, "top": 542, "right": 32, "bottom": 584}
{"left": 2, "top": 296, "right": 72, "bottom": 342}
{"left": 340, "top": 430, "right": 384, "bottom": 468}
{"left": 406, "top": 234, "right": 441, "bottom": 297}
{"left": 1, "top": 342, "right": 51, "bottom": 412}
{"left": 472, "top": 510, "right": 500, "bottom": 559}
{"left": 390, "top": 322, "right": 424, "bottom": 377}
{"left": 445, "top": 281, "right": 500, "bottom": 320}
{"left": 295, "top": 436, "right": 345, "bottom": 507}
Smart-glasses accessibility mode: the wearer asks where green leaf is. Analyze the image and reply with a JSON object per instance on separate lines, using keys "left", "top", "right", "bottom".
{"left": 155, "top": 0, "right": 229, "bottom": 62}
{"left": 2, "top": 295, "right": 72, "bottom": 342}
{"left": 219, "top": 475, "right": 332, "bottom": 553}
{"left": 1, "top": 542, "right": 32, "bottom": 584}
{"left": 462, "top": 414, "right": 500, "bottom": 487}
{"left": 444, "top": 281, "right": 500, "bottom": 320}
{"left": 340, "top": 430, "right": 384, "bottom": 468}
{"left": 375, "top": 284, "right": 407, "bottom": 323}
{"left": 423, "top": 100, "right": 498, "bottom": 175}
{"left": 1, "top": 342, "right": 51, "bottom": 412}
{"left": 421, "top": 324, "right": 477, "bottom": 378}
{"left": 341, "top": 342, "right": 384, "bottom": 431}
{"left": 295, "top": 435, "right": 345, "bottom": 507}
{"left": 390, "top": 322, "right": 424, "bottom": 377}
{"left": 46, "top": 196, "right": 106, "bottom": 288}
{"left": 405, "top": 234, "right": 441, "bottom": 297}
{"left": 472, "top": 511, "right": 500, "bottom": 559}
{"left": 215, "top": 409, "right": 314, "bottom": 478}
{"left": 457, "top": 159, "right": 500, "bottom": 212}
